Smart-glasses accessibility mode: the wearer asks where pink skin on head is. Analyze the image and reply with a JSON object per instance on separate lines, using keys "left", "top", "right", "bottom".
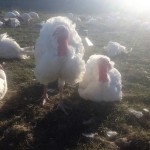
{"left": 57, "top": 36, "right": 68, "bottom": 56}
{"left": 53, "top": 26, "right": 69, "bottom": 56}
{"left": 98, "top": 60, "right": 111, "bottom": 82}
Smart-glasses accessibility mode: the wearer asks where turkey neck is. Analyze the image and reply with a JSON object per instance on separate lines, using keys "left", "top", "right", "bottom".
{"left": 57, "top": 38, "right": 68, "bottom": 56}
{"left": 99, "top": 65, "right": 108, "bottom": 82}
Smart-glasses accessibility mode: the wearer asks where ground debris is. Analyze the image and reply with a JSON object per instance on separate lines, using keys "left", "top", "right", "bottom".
{"left": 85, "top": 37, "right": 94, "bottom": 46}
{"left": 82, "top": 132, "right": 98, "bottom": 138}
{"left": 143, "top": 108, "right": 149, "bottom": 112}
{"left": 106, "top": 131, "right": 118, "bottom": 138}
{"left": 128, "top": 108, "right": 143, "bottom": 118}
{"left": 82, "top": 133, "right": 120, "bottom": 149}
{"left": 115, "top": 137, "right": 131, "bottom": 148}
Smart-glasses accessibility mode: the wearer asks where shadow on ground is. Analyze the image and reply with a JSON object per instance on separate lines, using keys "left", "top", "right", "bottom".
{"left": 0, "top": 83, "right": 116, "bottom": 150}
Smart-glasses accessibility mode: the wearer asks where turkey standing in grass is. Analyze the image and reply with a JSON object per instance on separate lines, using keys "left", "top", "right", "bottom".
{"left": 78, "top": 55, "right": 122, "bottom": 102}
{"left": 0, "top": 65, "right": 7, "bottom": 100}
{"left": 34, "top": 16, "right": 85, "bottom": 114}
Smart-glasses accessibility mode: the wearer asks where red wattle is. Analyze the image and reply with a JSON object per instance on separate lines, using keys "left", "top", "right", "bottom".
{"left": 57, "top": 39, "right": 68, "bottom": 56}
{"left": 99, "top": 65, "right": 108, "bottom": 82}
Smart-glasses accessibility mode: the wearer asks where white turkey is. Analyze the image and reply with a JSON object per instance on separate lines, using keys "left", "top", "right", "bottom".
{"left": 12, "top": 10, "right": 20, "bottom": 17}
{"left": 28, "top": 12, "right": 39, "bottom": 21}
{"left": 20, "top": 13, "right": 32, "bottom": 23}
{"left": 104, "top": 41, "right": 132, "bottom": 58}
{"left": 0, "top": 65, "right": 7, "bottom": 100}
{"left": 4, "top": 12, "right": 17, "bottom": 19}
{"left": 0, "top": 33, "right": 33, "bottom": 59}
{"left": 34, "top": 16, "right": 85, "bottom": 114}
{"left": 78, "top": 54, "right": 122, "bottom": 102}
{"left": 4, "top": 18, "right": 20, "bottom": 28}
{"left": 9, "top": 18, "right": 20, "bottom": 28}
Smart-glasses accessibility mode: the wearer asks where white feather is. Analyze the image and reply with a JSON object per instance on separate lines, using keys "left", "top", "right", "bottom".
{"left": 28, "top": 12, "right": 39, "bottom": 20}
{"left": 35, "top": 16, "right": 84, "bottom": 64}
{"left": 34, "top": 16, "right": 85, "bottom": 86}
{"left": 0, "top": 33, "right": 33, "bottom": 59}
{"left": 12, "top": 10, "right": 20, "bottom": 17}
{"left": 0, "top": 68, "right": 7, "bottom": 100}
{"left": 4, "top": 12, "right": 16, "bottom": 19}
{"left": 105, "top": 41, "right": 129, "bottom": 57}
{"left": 78, "top": 54, "right": 122, "bottom": 102}
{"left": 20, "top": 13, "right": 32, "bottom": 23}
{"left": 6, "top": 18, "right": 20, "bottom": 28}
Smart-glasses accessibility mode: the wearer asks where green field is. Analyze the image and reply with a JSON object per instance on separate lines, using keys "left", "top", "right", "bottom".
{"left": 0, "top": 12, "right": 149, "bottom": 150}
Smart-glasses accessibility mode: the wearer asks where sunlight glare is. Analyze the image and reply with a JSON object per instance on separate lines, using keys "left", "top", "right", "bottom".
{"left": 122, "top": 0, "right": 150, "bottom": 13}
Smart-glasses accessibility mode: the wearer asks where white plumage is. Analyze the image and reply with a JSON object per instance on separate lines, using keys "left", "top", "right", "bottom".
{"left": 0, "top": 65, "right": 7, "bottom": 100}
{"left": 20, "top": 13, "right": 32, "bottom": 23}
{"left": 0, "top": 33, "right": 33, "bottom": 59}
{"left": 0, "top": 21, "right": 3, "bottom": 27}
{"left": 12, "top": 10, "right": 20, "bottom": 17}
{"left": 105, "top": 41, "right": 130, "bottom": 58}
{"left": 78, "top": 54, "right": 122, "bottom": 102}
{"left": 28, "top": 12, "right": 39, "bottom": 20}
{"left": 4, "top": 12, "right": 17, "bottom": 19}
{"left": 10, "top": 18, "right": 20, "bottom": 28}
{"left": 4, "top": 18, "right": 20, "bottom": 28}
{"left": 34, "top": 16, "right": 84, "bottom": 64}
{"left": 34, "top": 16, "right": 85, "bottom": 111}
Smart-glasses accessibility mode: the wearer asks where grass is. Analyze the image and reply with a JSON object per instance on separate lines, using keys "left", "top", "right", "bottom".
{"left": 0, "top": 11, "right": 150, "bottom": 150}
